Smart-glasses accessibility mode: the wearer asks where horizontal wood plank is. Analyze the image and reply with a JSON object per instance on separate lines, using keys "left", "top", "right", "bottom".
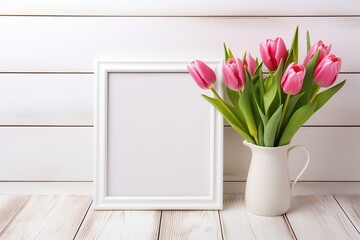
{"left": 159, "top": 210, "right": 222, "bottom": 240}
{"left": 0, "top": 182, "right": 93, "bottom": 195}
{"left": 0, "top": 196, "right": 29, "bottom": 232}
{"left": 0, "top": 195, "right": 92, "bottom": 240}
{"left": 0, "top": 74, "right": 93, "bottom": 125}
{"left": 0, "top": 74, "right": 356, "bottom": 126}
{"left": 224, "top": 127, "right": 360, "bottom": 181}
{"left": 0, "top": 126, "right": 359, "bottom": 182}
{"left": 223, "top": 182, "right": 360, "bottom": 195}
{"left": 0, "top": 181, "right": 359, "bottom": 195}
{"left": 220, "top": 195, "right": 294, "bottom": 239}
{"left": 334, "top": 195, "right": 360, "bottom": 234}
{"left": 0, "top": 17, "right": 359, "bottom": 72}
{"left": 75, "top": 204, "right": 161, "bottom": 240}
{"left": 0, "top": 0, "right": 358, "bottom": 16}
{"left": 286, "top": 195, "right": 360, "bottom": 239}
{"left": 0, "top": 127, "right": 92, "bottom": 181}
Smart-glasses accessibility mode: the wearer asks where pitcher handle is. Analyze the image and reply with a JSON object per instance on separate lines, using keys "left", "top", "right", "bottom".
{"left": 288, "top": 145, "right": 310, "bottom": 190}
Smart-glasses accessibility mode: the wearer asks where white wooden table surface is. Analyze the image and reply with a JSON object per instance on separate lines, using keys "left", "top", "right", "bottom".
{"left": 0, "top": 195, "right": 359, "bottom": 240}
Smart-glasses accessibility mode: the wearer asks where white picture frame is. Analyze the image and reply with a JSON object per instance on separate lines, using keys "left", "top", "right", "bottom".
{"left": 94, "top": 60, "right": 223, "bottom": 210}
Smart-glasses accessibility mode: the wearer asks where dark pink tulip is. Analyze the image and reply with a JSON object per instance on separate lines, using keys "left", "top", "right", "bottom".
{"left": 281, "top": 62, "right": 306, "bottom": 95}
{"left": 187, "top": 60, "right": 216, "bottom": 89}
{"left": 244, "top": 54, "right": 256, "bottom": 76}
{"left": 303, "top": 40, "right": 332, "bottom": 66}
{"left": 314, "top": 54, "right": 342, "bottom": 88}
{"left": 222, "top": 58, "right": 246, "bottom": 91}
{"left": 260, "top": 37, "right": 288, "bottom": 71}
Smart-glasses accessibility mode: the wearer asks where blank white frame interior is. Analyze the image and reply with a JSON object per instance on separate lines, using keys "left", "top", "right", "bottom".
{"left": 94, "top": 60, "right": 223, "bottom": 210}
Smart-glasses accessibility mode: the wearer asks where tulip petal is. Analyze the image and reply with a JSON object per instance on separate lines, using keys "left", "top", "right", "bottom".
{"left": 222, "top": 66, "right": 240, "bottom": 91}
{"left": 260, "top": 42, "right": 275, "bottom": 71}
{"left": 194, "top": 60, "right": 216, "bottom": 85}
{"left": 187, "top": 64, "right": 208, "bottom": 89}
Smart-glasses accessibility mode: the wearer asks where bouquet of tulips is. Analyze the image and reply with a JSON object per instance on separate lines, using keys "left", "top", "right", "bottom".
{"left": 187, "top": 27, "right": 346, "bottom": 147}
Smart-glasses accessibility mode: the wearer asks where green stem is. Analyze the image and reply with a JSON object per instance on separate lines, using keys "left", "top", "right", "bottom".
{"left": 254, "top": 136, "right": 260, "bottom": 145}
{"left": 309, "top": 85, "right": 321, "bottom": 103}
{"left": 276, "top": 94, "right": 291, "bottom": 142}
{"left": 210, "top": 87, "right": 255, "bottom": 143}
{"left": 211, "top": 87, "right": 222, "bottom": 100}
{"left": 210, "top": 87, "right": 243, "bottom": 128}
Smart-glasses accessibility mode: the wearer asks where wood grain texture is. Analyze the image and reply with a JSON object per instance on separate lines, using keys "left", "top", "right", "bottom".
{"left": 0, "top": 182, "right": 93, "bottom": 195}
{"left": 159, "top": 210, "right": 222, "bottom": 240}
{"left": 220, "top": 195, "right": 294, "bottom": 239}
{"left": 0, "top": 73, "right": 355, "bottom": 126}
{"left": 286, "top": 195, "right": 360, "bottom": 239}
{"left": 335, "top": 195, "right": 360, "bottom": 234}
{"left": 0, "top": 74, "right": 93, "bottom": 125}
{"left": 0, "top": 127, "right": 92, "bottom": 181}
{"left": 224, "top": 182, "right": 360, "bottom": 195}
{"left": 0, "top": 195, "right": 29, "bottom": 232}
{"left": 0, "top": 0, "right": 358, "bottom": 16}
{"left": 75, "top": 204, "right": 161, "bottom": 240}
{"left": 0, "top": 17, "right": 359, "bottom": 72}
{"left": 0, "top": 195, "right": 92, "bottom": 240}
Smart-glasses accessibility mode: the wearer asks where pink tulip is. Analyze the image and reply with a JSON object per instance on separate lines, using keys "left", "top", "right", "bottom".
{"left": 260, "top": 37, "right": 288, "bottom": 71}
{"left": 222, "top": 58, "right": 246, "bottom": 91}
{"left": 244, "top": 54, "right": 256, "bottom": 76}
{"left": 314, "top": 54, "right": 342, "bottom": 88}
{"left": 303, "top": 40, "right": 332, "bottom": 66}
{"left": 187, "top": 60, "right": 216, "bottom": 89}
{"left": 281, "top": 62, "right": 306, "bottom": 95}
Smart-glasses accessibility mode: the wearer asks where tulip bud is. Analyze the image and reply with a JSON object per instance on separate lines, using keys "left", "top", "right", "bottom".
{"left": 314, "top": 54, "right": 342, "bottom": 88}
{"left": 222, "top": 58, "right": 246, "bottom": 91}
{"left": 244, "top": 54, "right": 256, "bottom": 76}
{"left": 187, "top": 60, "right": 216, "bottom": 89}
{"left": 260, "top": 37, "right": 288, "bottom": 71}
{"left": 281, "top": 62, "right": 306, "bottom": 95}
{"left": 303, "top": 40, "right": 332, "bottom": 66}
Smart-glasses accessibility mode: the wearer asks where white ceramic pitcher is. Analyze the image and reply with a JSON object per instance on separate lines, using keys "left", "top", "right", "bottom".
{"left": 243, "top": 141, "right": 310, "bottom": 216}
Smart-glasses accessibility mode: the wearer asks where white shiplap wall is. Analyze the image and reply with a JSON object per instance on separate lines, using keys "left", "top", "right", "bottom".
{"left": 1, "top": 1, "right": 360, "bottom": 194}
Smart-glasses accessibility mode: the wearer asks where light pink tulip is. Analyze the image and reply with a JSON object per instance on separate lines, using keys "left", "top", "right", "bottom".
{"left": 314, "top": 54, "right": 342, "bottom": 88}
{"left": 222, "top": 58, "right": 246, "bottom": 91}
{"left": 244, "top": 54, "right": 256, "bottom": 76}
{"left": 260, "top": 37, "right": 288, "bottom": 71}
{"left": 303, "top": 40, "right": 332, "bottom": 66}
{"left": 187, "top": 60, "right": 216, "bottom": 89}
{"left": 281, "top": 62, "right": 306, "bottom": 95}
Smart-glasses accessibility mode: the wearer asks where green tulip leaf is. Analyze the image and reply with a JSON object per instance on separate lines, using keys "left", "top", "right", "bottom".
{"left": 239, "top": 82, "right": 258, "bottom": 138}
{"left": 306, "top": 31, "right": 311, "bottom": 52}
{"left": 255, "top": 62, "right": 264, "bottom": 76}
{"left": 284, "top": 49, "right": 296, "bottom": 70}
{"left": 264, "top": 105, "right": 283, "bottom": 147}
{"left": 273, "top": 60, "right": 285, "bottom": 102}
{"left": 202, "top": 95, "right": 255, "bottom": 143}
{"left": 226, "top": 87, "right": 240, "bottom": 109}
{"left": 257, "top": 72, "right": 265, "bottom": 111}
{"left": 223, "top": 43, "right": 229, "bottom": 62}
{"left": 228, "top": 48, "right": 235, "bottom": 59}
{"left": 231, "top": 124, "right": 256, "bottom": 144}
{"left": 263, "top": 73, "right": 278, "bottom": 117}
{"left": 284, "top": 26, "right": 298, "bottom": 68}
{"left": 257, "top": 103, "right": 268, "bottom": 127}
{"left": 229, "top": 103, "right": 248, "bottom": 131}
{"left": 281, "top": 92, "right": 304, "bottom": 132}
{"left": 203, "top": 94, "right": 241, "bottom": 128}
{"left": 298, "top": 50, "right": 320, "bottom": 106}
{"left": 258, "top": 122, "right": 265, "bottom": 146}
{"left": 313, "top": 80, "right": 346, "bottom": 112}
{"left": 278, "top": 102, "right": 317, "bottom": 146}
